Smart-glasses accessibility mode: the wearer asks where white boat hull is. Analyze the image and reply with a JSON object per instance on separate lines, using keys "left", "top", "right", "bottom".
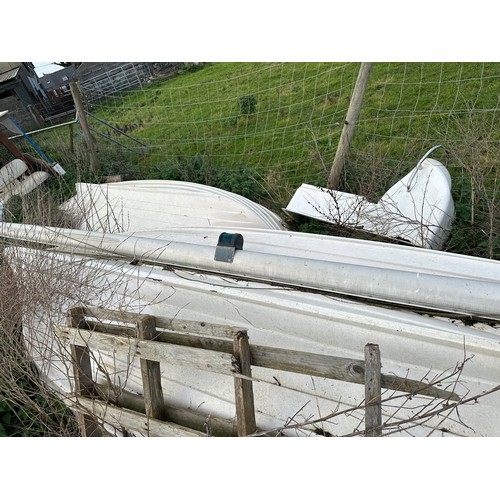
{"left": 3, "top": 223, "right": 499, "bottom": 320}
{"left": 0, "top": 159, "right": 28, "bottom": 189}
{"left": 285, "top": 158, "right": 454, "bottom": 250}
{"left": 61, "top": 180, "right": 288, "bottom": 232}
{"left": 0, "top": 158, "right": 51, "bottom": 208}
{"left": 4, "top": 234, "right": 500, "bottom": 437}
{"left": 2, "top": 180, "right": 499, "bottom": 437}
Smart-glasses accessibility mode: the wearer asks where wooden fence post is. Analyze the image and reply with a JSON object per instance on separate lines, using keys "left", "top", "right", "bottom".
{"left": 364, "top": 343, "right": 382, "bottom": 437}
{"left": 68, "top": 306, "right": 101, "bottom": 437}
{"left": 136, "top": 315, "right": 165, "bottom": 423}
{"left": 327, "top": 62, "right": 373, "bottom": 189}
{"left": 69, "top": 122, "right": 74, "bottom": 154}
{"left": 233, "top": 330, "right": 256, "bottom": 436}
{"left": 70, "top": 81, "right": 99, "bottom": 173}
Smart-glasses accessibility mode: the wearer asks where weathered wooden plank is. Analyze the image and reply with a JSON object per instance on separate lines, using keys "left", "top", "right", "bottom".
{"left": 252, "top": 346, "right": 458, "bottom": 400}
{"left": 96, "top": 383, "right": 239, "bottom": 437}
{"left": 136, "top": 315, "right": 164, "bottom": 420}
{"left": 55, "top": 326, "right": 234, "bottom": 376}
{"left": 83, "top": 305, "right": 242, "bottom": 338}
{"left": 67, "top": 306, "right": 101, "bottom": 437}
{"left": 82, "top": 306, "right": 151, "bottom": 326}
{"left": 380, "top": 374, "right": 459, "bottom": 401}
{"left": 156, "top": 318, "right": 243, "bottom": 339}
{"left": 71, "top": 396, "right": 205, "bottom": 437}
{"left": 252, "top": 345, "right": 365, "bottom": 384}
{"left": 63, "top": 322, "right": 459, "bottom": 401}
{"left": 233, "top": 331, "right": 256, "bottom": 436}
{"left": 84, "top": 319, "right": 240, "bottom": 342}
{"left": 84, "top": 320, "right": 135, "bottom": 337}
{"left": 87, "top": 321, "right": 363, "bottom": 384}
{"left": 84, "top": 320, "right": 235, "bottom": 355}
{"left": 364, "top": 343, "right": 382, "bottom": 437}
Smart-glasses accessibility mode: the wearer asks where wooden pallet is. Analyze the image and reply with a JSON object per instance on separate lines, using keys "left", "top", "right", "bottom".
{"left": 55, "top": 305, "right": 459, "bottom": 437}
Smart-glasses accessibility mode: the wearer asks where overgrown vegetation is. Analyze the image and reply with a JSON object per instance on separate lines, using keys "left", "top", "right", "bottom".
{"left": 0, "top": 256, "right": 79, "bottom": 436}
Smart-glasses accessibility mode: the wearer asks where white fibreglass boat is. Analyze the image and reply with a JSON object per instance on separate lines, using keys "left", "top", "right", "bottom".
{"left": 285, "top": 148, "right": 455, "bottom": 250}
{"left": 2, "top": 179, "right": 500, "bottom": 437}
{"left": 60, "top": 180, "right": 288, "bottom": 232}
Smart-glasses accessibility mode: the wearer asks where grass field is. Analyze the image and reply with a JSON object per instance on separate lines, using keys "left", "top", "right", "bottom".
{"left": 89, "top": 62, "right": 500, "bottom": 184}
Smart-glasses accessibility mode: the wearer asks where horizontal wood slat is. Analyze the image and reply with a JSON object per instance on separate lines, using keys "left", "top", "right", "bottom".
{"left": 71, "top": 396, "right": 205, "bottom": 437}
{"left": 58, "top": 319, "right": 459, "bottom": 401}
{"left": 55, "top": 326, "right": 234, "bottom": 376}
{"left": 82, "top": 305, "right": 242, "bottom": 338}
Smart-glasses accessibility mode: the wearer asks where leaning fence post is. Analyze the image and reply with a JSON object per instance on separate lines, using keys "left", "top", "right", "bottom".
{"left": 327, "top": 62, "right": 373, "bottom": 189}
{"left": 70, "top": 81, "right": 99, "bottom": 173}
{"left": 364, "top": 343, "right": 382, "bottom": 436}
{"left": 233, "top": 330, "right": 256, "bottom": 436}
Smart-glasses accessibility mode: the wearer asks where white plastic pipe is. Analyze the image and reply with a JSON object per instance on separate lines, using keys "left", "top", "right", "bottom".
{"left": 1, "top": 222, "right": 499, "bottom": 320}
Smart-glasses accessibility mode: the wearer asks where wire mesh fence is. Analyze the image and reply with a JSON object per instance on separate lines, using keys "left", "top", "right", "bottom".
{"left": 3, "top": 62, "right": 499, "bottom": 257}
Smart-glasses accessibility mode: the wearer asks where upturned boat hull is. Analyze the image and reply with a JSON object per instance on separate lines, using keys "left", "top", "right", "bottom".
{"left": 4, "top": 238, "right": 500, "bottom": 437}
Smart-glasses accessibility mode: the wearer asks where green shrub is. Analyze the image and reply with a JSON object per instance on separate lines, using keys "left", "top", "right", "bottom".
{"left": 238, "top": 94, "right": 257, "bottom": 115}
{"left": 150, "top": 155, "right": 266, "bottom": 202}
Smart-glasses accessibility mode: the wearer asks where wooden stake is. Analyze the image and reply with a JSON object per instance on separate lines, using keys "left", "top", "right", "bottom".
{"left": 69, "top": 123, "right": 74, "bottom": 154}
{"left": 27, "top": 104, "right": 44, "bottom": 129}
{"left": 327, "top": 62, "right": 373, "bottom": 189}
{"left": 136, "top": 315, "right": 165, "bottom": 423}
{"left": 0, "top": 130, "right": 23, "bottom": 159}
{"left": 67, "top": 306, "right": 101, "bottom": 437}
{"left": 70, "top": 81, "right": 99, "bottom": 173}
{"left": 364, "top": 343, "right": 382, "bottom": 437}
{"left": 233, "top": 330, "right": 256, "bottom": 436}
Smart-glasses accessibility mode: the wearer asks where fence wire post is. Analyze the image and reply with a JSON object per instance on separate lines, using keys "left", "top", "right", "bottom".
{"left": 364, "top": 343, "right": 382, "bottom": 436}
{"left": 70, "top": 81, "right": 99, "bottom": 173}
{"left": 328, "top": 62, "right": 373, "bottom": 189}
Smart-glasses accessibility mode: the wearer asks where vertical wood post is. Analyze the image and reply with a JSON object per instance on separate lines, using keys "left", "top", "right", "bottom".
{"left": 233, "top": 330, "right": 256, "bottom": 436}
{"left": 327, "top": 62, "right": 373, "bottom": 189}
{"left": 70, "top": 81, "right": 99, "bottom": 173}
{"left": 364, "top": 343, "right": 382, "bottom": 437}
{"left": 136, "top": 315, "right": 165, "bottom": 423}
{"left": 68, "top": 306, "right": 101, "bottom": 437}
{"left": 69, "top": 122, "right": 74, "bottom": 154}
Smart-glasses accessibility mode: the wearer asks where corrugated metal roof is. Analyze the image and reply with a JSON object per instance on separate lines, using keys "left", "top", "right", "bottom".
{"left": 0, "top": 62, "right": 21, "bottom": 73}
{"left": 0, "top": 66, "right": 20, "bottom": 84}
